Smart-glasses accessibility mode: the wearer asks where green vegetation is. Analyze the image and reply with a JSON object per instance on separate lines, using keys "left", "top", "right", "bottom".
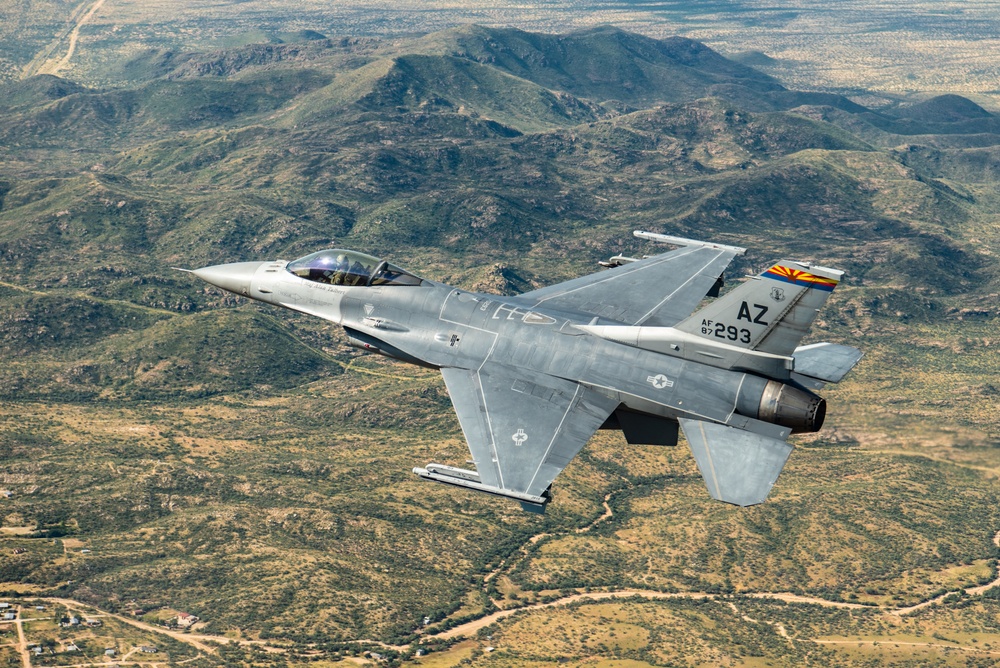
{"left": 470, "top": 595, "right": 1000, "bottom": 667}
{"left": 1, "top": 21, "right": 1000, "bottom": 666}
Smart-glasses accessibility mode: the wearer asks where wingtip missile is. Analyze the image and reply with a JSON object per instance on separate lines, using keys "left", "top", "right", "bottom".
{"left": 634, "top": 231, "right": 747, "bottom": 255}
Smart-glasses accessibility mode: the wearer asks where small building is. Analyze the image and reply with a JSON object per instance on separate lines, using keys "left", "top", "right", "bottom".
{"left": 65, "top": 644, "right": 79, "bottom": 652}
{"left": 139, "top": 646, "right": 157, "bottom": 653}
{"left": 0, "top": 603, "right": 9, "bottom": 609}
{"left": 104, "top": 648, "right": 116, "bottom": 657}
{"left": 80, "top": 549, "right": 91, "bottom": 554}
{"left": 176, "top": 612, "right": 199, "bottom": 627}
{"left": 34, "top": 605, "right": 45, "bottom": 611}
{"left": 2, "top": 491, "right": 13, "bottom": 498}
{"left": 84, "top": 619, "right": 102, "bottom": 627}
{"left": 2, "top": 613, "right": 15, "bottom": 621}
{"left": 33, "top": 647, "right": 43, "bottom": 655}
{"left": 69, "top": 616, "right": 80, "bottom": 625}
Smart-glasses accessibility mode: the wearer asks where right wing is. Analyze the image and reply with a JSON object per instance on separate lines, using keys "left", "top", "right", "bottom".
{"left": 514, "top": 234, "right": 745, "bottom": 327}
{"left": 415, "top": 363, "right": 618, "bottom": 511}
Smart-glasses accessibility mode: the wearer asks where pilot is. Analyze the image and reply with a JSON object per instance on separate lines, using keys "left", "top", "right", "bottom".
{"left": 331, "top": 254, "right": 349, "bottom": 285}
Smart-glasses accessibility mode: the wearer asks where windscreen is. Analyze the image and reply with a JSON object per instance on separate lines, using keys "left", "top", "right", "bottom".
{"left": 286, "top": 250, "right": 423, "bottom": 287}
{"left": 286, "top": 250, "right": 380, "bottom": 286}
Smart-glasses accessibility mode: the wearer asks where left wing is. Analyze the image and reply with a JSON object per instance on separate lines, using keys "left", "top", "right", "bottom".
{"left": 414, "top": 363, "right": 619, "bottom": 512}
{"left": 513, "top": 234, "right": 745, "bottom": 327}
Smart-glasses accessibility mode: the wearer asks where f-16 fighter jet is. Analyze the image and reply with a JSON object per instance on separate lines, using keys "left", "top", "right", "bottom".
{"left": 184, "top": 232, "right": 861, "bottom": 513}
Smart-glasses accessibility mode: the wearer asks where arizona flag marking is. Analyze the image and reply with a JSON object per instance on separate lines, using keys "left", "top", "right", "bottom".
{"left": 764, "top": 264, "right": 839, "bottom": 291}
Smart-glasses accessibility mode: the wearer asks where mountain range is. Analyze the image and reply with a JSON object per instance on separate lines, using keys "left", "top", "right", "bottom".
{"left": 2, "top": 24, "right": 1000, "bottom": 661}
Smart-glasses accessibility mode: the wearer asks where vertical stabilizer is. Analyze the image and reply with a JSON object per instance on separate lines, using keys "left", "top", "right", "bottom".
{"left": 675, "top": 261, "right": 842, "bottom": 357}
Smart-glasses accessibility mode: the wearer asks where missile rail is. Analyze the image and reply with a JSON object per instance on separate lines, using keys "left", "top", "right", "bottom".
{"left": 413, "top": 463, "right": 551, "bottom": 513}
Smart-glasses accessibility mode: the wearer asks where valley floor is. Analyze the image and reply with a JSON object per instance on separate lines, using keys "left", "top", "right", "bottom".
{"left": 3, "top": 527, "right": 1000, "bottom": 667}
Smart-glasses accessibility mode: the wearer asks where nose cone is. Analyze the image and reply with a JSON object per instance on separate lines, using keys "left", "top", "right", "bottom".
{"left": 192, "top": 261, "right": 266, "bottom": 297}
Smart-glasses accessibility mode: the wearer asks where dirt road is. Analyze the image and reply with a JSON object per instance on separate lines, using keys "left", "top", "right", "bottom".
{"left": 14, "top": 614, "right": 29, "bottom": 668}
{"left": 22, "top": 0, "right": 106, "bottom": 78}
{"left": 39, "top": 598, "right": 218, "bottom": 654}
{"left": 435, "top": 588, "right": 893, "bottom": 640}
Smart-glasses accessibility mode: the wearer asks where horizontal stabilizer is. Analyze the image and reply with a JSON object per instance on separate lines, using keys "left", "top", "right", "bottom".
{"left": 679, "top": 418, "right": 793, "bottom": 507}
{"left": 793, "top": 342, "right": 863, "bottom": 385}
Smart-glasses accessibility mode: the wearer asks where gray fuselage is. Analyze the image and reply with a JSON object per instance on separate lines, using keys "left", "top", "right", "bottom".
{"left": 239, "top": 259, "right": 774, "bottom": 434}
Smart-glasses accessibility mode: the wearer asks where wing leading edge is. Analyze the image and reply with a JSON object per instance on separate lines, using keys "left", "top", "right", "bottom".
{"left": 414, "top": 364, "right": 618, "bottom": 512}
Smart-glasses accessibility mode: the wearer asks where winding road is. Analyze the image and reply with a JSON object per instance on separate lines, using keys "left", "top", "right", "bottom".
{"left": 431, "top": 500, "right": 1000, "bottom": 647}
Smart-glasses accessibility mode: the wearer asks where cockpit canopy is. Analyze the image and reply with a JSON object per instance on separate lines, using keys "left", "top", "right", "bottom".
{"left": 286, "top": 250, "right": 423, "bottom": 287}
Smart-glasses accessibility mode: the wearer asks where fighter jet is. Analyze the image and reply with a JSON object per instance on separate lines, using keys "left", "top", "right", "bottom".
{"left": 184, "top": 232, "right": 861, "bottom": 512}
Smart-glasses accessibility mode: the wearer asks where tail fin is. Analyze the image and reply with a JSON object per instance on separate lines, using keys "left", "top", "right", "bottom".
{"left": 675, "top": 261, "right": 842, "bottom": 357}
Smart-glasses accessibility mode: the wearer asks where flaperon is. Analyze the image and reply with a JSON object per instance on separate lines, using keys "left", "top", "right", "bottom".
{"left": 182, "top": 232, "right": 861, "bottom": 512}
